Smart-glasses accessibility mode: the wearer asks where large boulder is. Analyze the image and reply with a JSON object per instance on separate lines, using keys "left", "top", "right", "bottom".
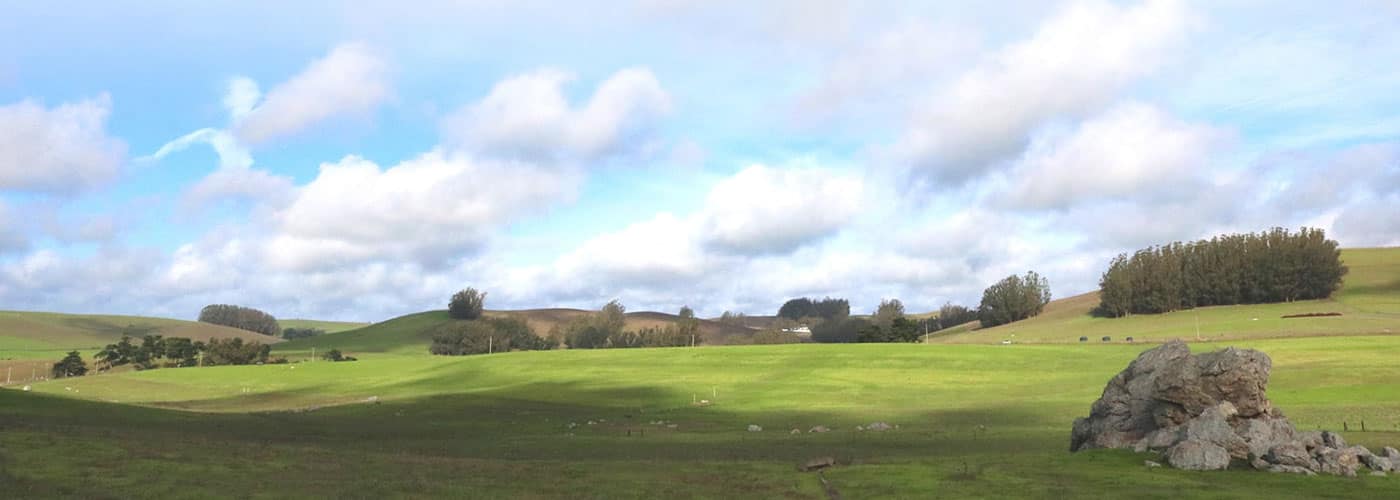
{"left": 1070, "top": 340, "right": 1395, "bottom": 477}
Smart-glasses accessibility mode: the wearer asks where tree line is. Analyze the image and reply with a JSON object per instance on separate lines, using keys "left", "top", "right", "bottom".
{"left": 1096, "top": 227, "right": 1347, "bottom": 317}
{"left": 198, "top": 304, "right": 281, "bottom": 336}
{"left": 558, "top": 301, "right": 702, "bottom": 349}
{"left": 96, "top": 334, "right": 275, "bottom": 370}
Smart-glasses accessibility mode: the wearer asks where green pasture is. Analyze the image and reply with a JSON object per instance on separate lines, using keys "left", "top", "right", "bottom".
{"left": 4, "top": 337, "right": 1399, "bottom": 498}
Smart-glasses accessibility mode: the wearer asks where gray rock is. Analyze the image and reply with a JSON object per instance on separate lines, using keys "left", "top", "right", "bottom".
{"left": 1372, "top": 471, "right": 1387, "bottom": 477}
{"left": 1266, "top": 442, "right": 1318, "bottom": 469}
{"left": 1317, "top": 447, "right": 1361, "bottom": 477}
{"left": 1385, "top": 446, "right": 1400, "bottom": 460}
{"left": 747, "top": 424, "right": 762, "bottom": 432}
{"left": 1322, "top": 431, "right": 1346, "bottom": 449}
{"left": 808, "top": 425, "right": 830, "bottom": 433}
{"left": 1145, "top": 460, "right": 1162, "bottom": 468}
{"left": 1184, "top": 402, "right": 1250, "bottom": 459}
{"left": 799, "top": 456, "right": 836, "bottom": 472}
{"left": 1361, "top": 454, "right": 1394, "bottom": 473}
{"left": 1298, "top": 431, "right": 1324, "bottom": 451}
{"left": 1134, "top": 426, "right": 1182, "bottom": 452}
{"left": 1234, "top": 416, "right": 1297, "bottom": 459}
{"left": 1071, "top": 341, "right": 1277, "bottom": 453}
{"left": 1168, "top": 439, "right": 1231, "bottom": 471}
{"left": 867, "top": 422, "right": 893, "bottom": 432}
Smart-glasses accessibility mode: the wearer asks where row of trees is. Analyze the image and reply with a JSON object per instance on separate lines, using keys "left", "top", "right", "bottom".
{"left": 1096, "top": 227, "right": 1347, "bottom": 317}
{"left": 198, "top": 304, "right": 281, "bottom": 336}
{"left": 559, "top": 301, "right": 702, "bottom": 349}
{"left": 96, "top": 335, "right": 273, "bottom": 370}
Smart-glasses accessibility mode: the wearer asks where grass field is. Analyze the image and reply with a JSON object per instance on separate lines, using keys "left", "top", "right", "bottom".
{"left": 3, "top": 247, "right": 1397, "bottom": 498}
{"left": 4, "top": 337, "right": 1399, "bottom": 498}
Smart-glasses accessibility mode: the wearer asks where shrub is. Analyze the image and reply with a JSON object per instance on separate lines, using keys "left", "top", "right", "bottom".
{"left": 752, "top": 329, "right": 801, "bottom": 344}
{"left": 448, "top": 288, "right": 487, "bottom": 320}
{"left": 811, "top": 317, "right": 869, "bottom": 343}
{"left": 282, "top": 327, "right": 326, "bottom": 340}
{"left": 430, "top": 317, "right": 555, "bottom": 355}
{"left": 321, "top": 349, "right": 357, "bottom": 362}
{"left": 198, "top": 304, "right": 281, "bottom": 336}
{"left": 935, "top": 303, "right": 978, "bottom": 330}
{"left": 202, "top": 338, "right": 271, "bottom": 366}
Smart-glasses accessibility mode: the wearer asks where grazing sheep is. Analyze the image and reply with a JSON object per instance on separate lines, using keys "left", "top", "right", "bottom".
{"left": 1126, "top": 337, "right": 1134, "bottom": 343}
{"left": 1101, "top": 336, "right": 1112, "bottom": 342}
{"left": 1079, "top": 336, "right": 1088, "bottom": 342}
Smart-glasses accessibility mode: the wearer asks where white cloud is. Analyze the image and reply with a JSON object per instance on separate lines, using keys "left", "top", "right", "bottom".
{"left": 1004, "top": 102, "right": 1228, "bottom": 209}
{"left": 893, "top": 0, "right": 1191, "bottom": 184}
{"left": 0, "top": 94, "right": 125, "bottom": 193}
{"left": 142, "top": 128, "right": 295, "bottom": 208}
{"left": 266, "top": 150, "right": 574, "bottom": 271}
{"left": 556, "top": 212, "right": 707, "bottom": 288}
{"left": 699, "top": 163, "right": 864, "bottom": 254}
{"left": 233, "top": 42, "right": 390, "bottom": 145}
{"left": 0, "top": 202, "right": 28, "bottom": 253}
{"left": 442, "top": 67, "right": 671, "bottom": 161}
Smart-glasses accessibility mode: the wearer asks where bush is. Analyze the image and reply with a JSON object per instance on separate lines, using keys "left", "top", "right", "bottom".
{"left": 282, "top": 327, "right": 326, "bottom": 340}
{"left": 198, "top": 304, "right": 281, "bottom": 336}
{"left": 979, "top": 271, "right": 1051, "bottom": 328}
{"left": 448, "top": 288, "right": 487, "bottom": 319}
{"left": 51, "top": 351, "right": 88, "bottom": 378}
{"left": 857, "top": 316, "right": 926, "bottom": 343}
{"left": 871, "top": 298, "right": 905, "bottom": 330}
{"left": 202, "top": 338, "right": 271, "bottom": 366}
{"left": 321, "top": 349, "right": 357, "bottom": 362}
{"left": 935, "top": 303, "right": 978, "bottom": 330}
{"left": 811, "top": 317, "right": 869, "bottom": 343}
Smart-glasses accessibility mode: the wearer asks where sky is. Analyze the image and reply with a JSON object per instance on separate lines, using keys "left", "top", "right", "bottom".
{"left": 1, "top": 0, "right": 1398, "bottom": 322}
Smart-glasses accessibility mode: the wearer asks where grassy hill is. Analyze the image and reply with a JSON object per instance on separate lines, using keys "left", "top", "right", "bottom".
{"left": 0, "top": 310, "right": 281, "bottom": 360}
{"left": 279, "top": 319, "right": 369, "bottom": 333}
{"left": 277, "top": 309, "right": 754, "bottom": 357}
{"left": 5, "top": 336, "right": 1399, "bottom": 498}
{"left": 934, "top": 247, "right": 1400, "bottom": 344}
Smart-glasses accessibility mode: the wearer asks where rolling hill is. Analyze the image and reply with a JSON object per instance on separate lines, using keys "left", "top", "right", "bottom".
{"left": 279, "top": 319, "right": 370, "bottom": 333}
{"left": 0, "top": 310, "right": 282, "bottom": 359}
{"left": 276, "top": 308, "right": 755, "bottom": 357}
{"left": 934, "top": 247, "right": 1400, "bottom": 344}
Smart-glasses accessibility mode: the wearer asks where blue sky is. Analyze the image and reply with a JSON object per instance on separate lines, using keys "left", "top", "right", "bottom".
{"left": 1, "top": 0, "right": 1397, "bottom": 322}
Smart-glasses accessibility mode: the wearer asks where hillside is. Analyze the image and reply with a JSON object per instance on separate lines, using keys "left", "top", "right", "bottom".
{"left": 276, "top": 308, "right": 755, "bottom": 356}
{"left": 0, "top": 310, "right": 282, "bottom": 360}
{"left": 279, "top": 319, "right": 370, "bottom": 333}
{"left": 935, "top": 247, "right": 1400, "bottom": 344}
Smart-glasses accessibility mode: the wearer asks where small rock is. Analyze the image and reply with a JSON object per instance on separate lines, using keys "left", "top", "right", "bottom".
{"left": 567, "top": 422, "right": 578, "bottom": 429}
{"left": 1267, "top": 442, "right": 1317, "bottom": 469}
{"left": 867, "top": 422, "right": 893, "bottom": 432}
{"left": 365, "top": 396, "right": 379, "bottom": 403}
{"left": 799, "top": 456, "right": 837, "bottom": 472}
{"left": 809, "top": 425, "right": 830, "bottom": 433}
{"left": 1145, "top": 460, "right": 1162, "bottom": 468}
{"left": 21, "top": 385, "right": 30, "bottom": 391}
{"left": 790, "top": 429, "right": 801, "bottom": 435}
{"left": 666, "top": 424, "right": 678, "bottom": 429}
{"left": 747, "top": 424, "right": 762, "bottom": 432}
{"left": 1385, "top": 447, "right": 1400, "bottom": 460}
{"left": 1372, "top": 471, "right": 1387, "bottom": 477}
{"left": 855, "top": 425, "right": 864, "bottom": 431}
{"left": 587, "top": 420, "right": 596, "bottom": 425}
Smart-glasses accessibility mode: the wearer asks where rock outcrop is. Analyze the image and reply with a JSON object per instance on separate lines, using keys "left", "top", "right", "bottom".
{"left": 1071, "top": 340, "right": 1394, "bottom": 476}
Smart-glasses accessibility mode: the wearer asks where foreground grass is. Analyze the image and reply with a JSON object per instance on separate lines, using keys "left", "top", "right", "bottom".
{"left": 4, "top": 337, "right": 1399, "bottom": 498}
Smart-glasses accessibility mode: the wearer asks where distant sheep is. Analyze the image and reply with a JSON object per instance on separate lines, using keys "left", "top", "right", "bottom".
{"left": 1101, "top": 336, "right": 1111, "bottom": 342}
{"left": 1126, "top": 337, "right": 1134, "bottom": 343}
{"left": 1079, "top": 336, "right": 1088, "bottom": 342}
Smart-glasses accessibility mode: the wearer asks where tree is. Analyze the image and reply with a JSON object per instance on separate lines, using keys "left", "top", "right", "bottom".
{"left": 752, "top": 329, "right": 801, "bottom": 344}
{"left": 51, "top": 351, "right": 88, "bottom": 378}
{"left": 935, "top": 303, "right": 977, "bottom": 330}
{"left": 718, "top": 311, "right": 748, "bottom": 328}
{"left": 872, "top": 298, "right": 905, "bottom": 330}
{"left": 811, "top": 317, "right": 868, "bottom": 343}
{"left": 979, "top": 271, "right": 1052, "bottom": 328}
{"left": 321, "top": 349, "right": 356, "bottom": 362}
{"left": 197, "top": 304, "right": 281, "bottom": 336}
{"left": 202, "top": 338, "right": 270, "bottom": 366}
{"left": 777, "top": 298, "right": 814, "bottom": 321}
{"left": 431, "top": 316, "right": 555, "bottom": 355}
{"left": 448, "top": 288, "right": 487, "bottom": 320}
{"left": 676, "top": 306, "right": 700, "bottom": 343}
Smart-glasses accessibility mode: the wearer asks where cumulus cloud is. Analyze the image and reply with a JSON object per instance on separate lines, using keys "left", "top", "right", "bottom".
{"left": 142, "top": 127, "right": 295, "bottom": 208}
{"left": 1003, "top": 102, "right": 1229, "bottom": 209}
{"left": 893, "top": 0, "right": 1191, "bottom": 184}
{"left": 0, "top": 202, "right": 28, "bottom": 253}
{"left": 233, "top": 42, "right": 390, "bottom": 145}
{"left": 265, "top": 150, "right": 574, "bottom": 271}
{"left": 441, "top": 67, "right": 671, "bottom": 161}
{"left": 0, "top": 94, "right": 125, "bottom": 193}
{"left": 699, "top": 163, "right": 864, "bottom": 254}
